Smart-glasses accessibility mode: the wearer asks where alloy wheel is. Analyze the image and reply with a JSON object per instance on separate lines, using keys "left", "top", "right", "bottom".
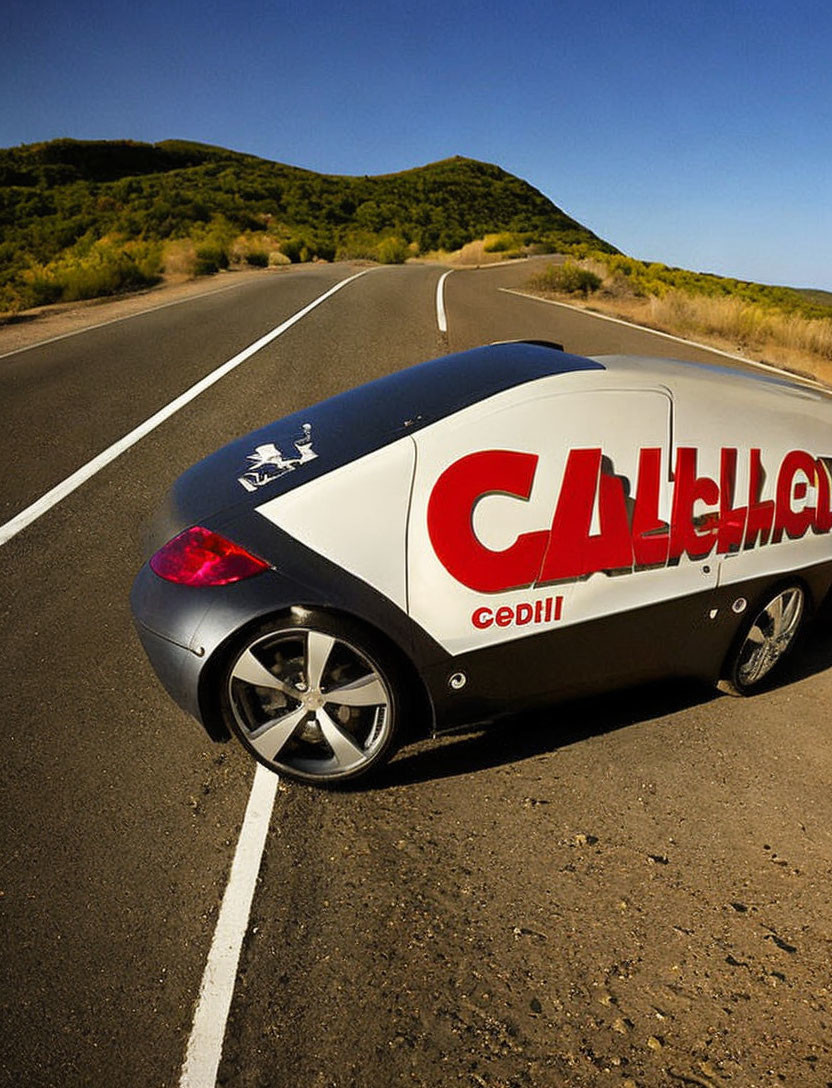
{"left": 227, "top": 625, "right": 395, "bottom": 782}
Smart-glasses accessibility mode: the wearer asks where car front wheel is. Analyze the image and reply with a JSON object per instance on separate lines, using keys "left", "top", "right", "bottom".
{"left": 223, "top": 614, "right": 403, "bottom": 785}
{"left": 719, "top": 583, "right": 806, "bottom": 696}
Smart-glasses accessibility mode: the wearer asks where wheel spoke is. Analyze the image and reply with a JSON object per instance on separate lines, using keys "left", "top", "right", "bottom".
{"left": 316, "top": 707, "right": 365, "bottom": 768}
{"left": 745, "top": 624, "right": 767, "bottom": 646}
{"left": 326, "top": 672, "right": 386, "bottom": 707}
{"left": 777, "top": 592, "right": 801, "bottom": 638}
{"left": 249, "top": 706, "right": 308, "bottom": 760}
{"left": 741, "top": 649, "right": 768, "bottom": 685}
{"left": 306, "top": 631, "right": 335, "bottom": 690}
{"left": 232, "top": 648, "right": 297, "bottom": 696}
{"left": 767, "top": 596, "right": 784, "bottom": 635}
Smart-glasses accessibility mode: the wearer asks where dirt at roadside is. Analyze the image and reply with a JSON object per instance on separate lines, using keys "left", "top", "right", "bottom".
{"left": 216, "top": 631, "right": 832, "bottom": 1088}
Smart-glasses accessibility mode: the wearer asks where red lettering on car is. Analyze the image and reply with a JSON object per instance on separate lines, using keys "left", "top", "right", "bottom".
{"left": 427, "top": 450, "right": 548, "bottom": 592}
{"left": 430, "top": 447, "right": 832, "bottom": 594}
{"left": 539, "top": 449, "right": 633, "bottom": 582}
{"left": 774, "top": 450, "right": 819, "bottom": 541}
{"left": 469, "top": 596, "right": 564, "bottom": 630}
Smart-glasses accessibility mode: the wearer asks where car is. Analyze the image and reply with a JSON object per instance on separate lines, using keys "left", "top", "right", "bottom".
{"left": 131, "top": 342, "right": 832, "bottom": 786}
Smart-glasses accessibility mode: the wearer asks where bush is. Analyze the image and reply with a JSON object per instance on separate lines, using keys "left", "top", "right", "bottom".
{"left": 22, "top": 270, "right": 64, "bottom": 307}
{"left": 335, "top": 231, "right": 377, "bottom": 261}
{"left": 312, "top": 237, "right": 336, "bottom": 262}
{"left": 20, "top": 239, "right": 162, "bottom": 305}
{"left": 483, "top": 232, "right": 517, "bottom": 253}
{"left": 375, "top": 236, "right": 409, "bottom": 264}
{"left": 245, "top": 250, "right": 268, "bottom": 267}
{"left": 194, "top": 241, "right": 229, "bottom": 275}
{"left": 280, "top": 237, "right": 306, "bottom": 263}
{"left": 534, "top": 261, "right": 602, "bottom": 297}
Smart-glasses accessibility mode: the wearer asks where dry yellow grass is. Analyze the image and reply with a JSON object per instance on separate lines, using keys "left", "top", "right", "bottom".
{"left": 420, "top": 242, "right": 489, "bottom": 265}
{"left": 229, "top": 232, "right": 287, "bottom": 265}
{"left": 420, "top": 234, "right": 528, "bottom": 266}
{"left": 160, "top": 238, "right": 198, "bottom": 281}
{"left": 162, "top": 233, "right": 291, "bottom": 281}
{"left": 529, "top": 262, "right": 832, "bottom": 387}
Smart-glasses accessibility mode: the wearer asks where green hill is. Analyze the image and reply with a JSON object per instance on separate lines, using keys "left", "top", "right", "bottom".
{"left": 0, "top": 138, "right": 614, "bottom": 311}
{"left": 796, "top": 287, "right": 832, "bottom": 309}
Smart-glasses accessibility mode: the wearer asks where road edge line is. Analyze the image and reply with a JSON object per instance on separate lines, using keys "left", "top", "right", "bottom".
{"left": 0, "top": 269, "right": 369, "bottom": 547}
{"left": 179, "top": 764, "right": 279, "bottom": 1088}
{"left": 499, "top": 288, "right": 828, "bottom": 389}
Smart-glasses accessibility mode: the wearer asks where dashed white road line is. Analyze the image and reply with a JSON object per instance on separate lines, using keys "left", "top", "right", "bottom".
{"left": 179, "top": 764, "right": 279, "bottom": 1088}
{"left": 436, "top": 269, "right": 452, "bottom": 333}
{"left": 0, "top": 269, "right": 370, "bottom": 548}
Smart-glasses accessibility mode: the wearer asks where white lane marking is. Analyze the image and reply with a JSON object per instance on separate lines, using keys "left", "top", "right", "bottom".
{"left": 0, "top": 270, "right": 369, "bottom": 547}
{"left": 436, "top": 270, "right": 452, "bottom": 333}
{"left": 499, "top": 288, "right": 828, "bottom": 390}
{"left": 180, "top": 764, "right": 279, "bottom": 1088}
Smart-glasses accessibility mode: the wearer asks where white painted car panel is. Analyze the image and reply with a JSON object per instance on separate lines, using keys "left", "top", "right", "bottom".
{"left": 256, "top": 437, "right": 416, "bottom": 612}
{"left": 408, "top": 359, "right": 832, "bottom": 655}
{"left": 254, "top": 356, "right": 831, "bottom": 662}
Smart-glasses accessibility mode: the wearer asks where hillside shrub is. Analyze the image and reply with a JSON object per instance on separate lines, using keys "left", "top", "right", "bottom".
{"left": 20, "top": 238, "right": 162, "bottom": 305}
{"left": 483, "top": 232, "right": 517, "bottom": 253}
{"left": 334, "top": 231, "right": 379, "bottom": 261}
{"left": 534, "top": 261, "right": 602, "bottom": 297}
{"left": 313, "top": 237, "right": 336, "bottom": 262}
{"left": 194, "top": 242, "right": 229, "bottom": 275}
{"left": 280, "top": 237, "right": 307, "bottom": 263}
{"left": 375, "top": 236, "right": 409, "bottom": 264}
{"left": 162, "top": 238, "right": 197, "bottom": 278}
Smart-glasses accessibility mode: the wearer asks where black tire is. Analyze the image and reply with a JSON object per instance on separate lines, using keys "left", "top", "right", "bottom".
{"left": 221, "top": 611, "right": 406, "bottom": 786}
{"left": 719, "top": 583, "right": 806, "bottom": 696}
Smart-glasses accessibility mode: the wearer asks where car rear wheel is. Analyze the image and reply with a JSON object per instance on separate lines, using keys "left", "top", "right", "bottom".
{"left": 719, "top": 583, "right": 806, "bottom": 696}
{"left": 223, "top": 614, "right": 403, "bottom": 785}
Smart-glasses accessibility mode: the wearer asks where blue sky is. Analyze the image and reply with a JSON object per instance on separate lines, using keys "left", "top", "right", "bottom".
{"left": 3, "top": 0, "right": 830, "bottom": 289}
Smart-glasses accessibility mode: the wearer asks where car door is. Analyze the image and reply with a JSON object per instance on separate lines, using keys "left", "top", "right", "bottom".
{"left": 410, "top": 380, "right": 687, "bottom": 626}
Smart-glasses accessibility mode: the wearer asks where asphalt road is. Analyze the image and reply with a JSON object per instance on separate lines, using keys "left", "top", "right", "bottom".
{"left": 2, "top": 260, "right": 831, "bottom": 1087}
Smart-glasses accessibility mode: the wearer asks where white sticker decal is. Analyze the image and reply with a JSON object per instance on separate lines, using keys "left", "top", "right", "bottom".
{"left": 237, "top": 423, "right": 317, "bottom": 492}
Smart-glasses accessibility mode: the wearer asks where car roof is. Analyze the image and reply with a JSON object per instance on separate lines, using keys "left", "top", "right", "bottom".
{"left": 163, "top": 344, "right": 831, "bottom": 535}
{"left": 165, "top": 342, "right": 604, "bottom": 528}
{"left": 594, "top": 351, "right": 830, "bottom": 396}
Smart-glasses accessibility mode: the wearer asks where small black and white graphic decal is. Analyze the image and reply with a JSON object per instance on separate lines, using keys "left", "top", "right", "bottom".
{"left": 238, "top": 423, "right": 317, "bottom": 492}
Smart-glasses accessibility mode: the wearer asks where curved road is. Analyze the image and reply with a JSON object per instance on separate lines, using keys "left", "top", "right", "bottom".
{"left": 2, "top": 261, "right": 831, "bottom": 1087}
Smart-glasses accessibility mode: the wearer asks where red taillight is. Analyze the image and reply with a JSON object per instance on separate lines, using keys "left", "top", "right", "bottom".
{"left": 150, "top": 526, "right": 269, "bottom": 586}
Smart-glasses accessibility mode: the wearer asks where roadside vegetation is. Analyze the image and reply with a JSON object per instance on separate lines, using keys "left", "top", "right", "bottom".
{"left": 0, "top": 138, "right": 612, "bottom": 313}
{"left": 529, "top": 253, "right": 832, "bottom": 384}
{"left": 5, "top": 139, "right": 828, "bottom": 386}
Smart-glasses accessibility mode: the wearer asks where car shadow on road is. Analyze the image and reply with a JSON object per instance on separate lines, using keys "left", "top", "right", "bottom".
{"left": 381, "top": 619, "right": 832, "bottom": 790}
{"left": 382, "top": 678, "right": 715, "bottom": 789}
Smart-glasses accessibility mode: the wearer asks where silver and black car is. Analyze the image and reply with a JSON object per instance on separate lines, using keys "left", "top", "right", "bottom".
{"left": 131, "top": 342, "right": 832, "bottom": 785}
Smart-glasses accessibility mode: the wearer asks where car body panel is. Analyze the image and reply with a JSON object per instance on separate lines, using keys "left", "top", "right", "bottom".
{"left": 131, "top": 343, "right": 832, "bottom": 771}
{"left": 407, "top": 380, "right": 687, "bottom": 654}
{"left": 153, "top": 342, "right": 603, "bottom": 543}
{"left": 255, "top": 437, "right": 417, "bottom": 613}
